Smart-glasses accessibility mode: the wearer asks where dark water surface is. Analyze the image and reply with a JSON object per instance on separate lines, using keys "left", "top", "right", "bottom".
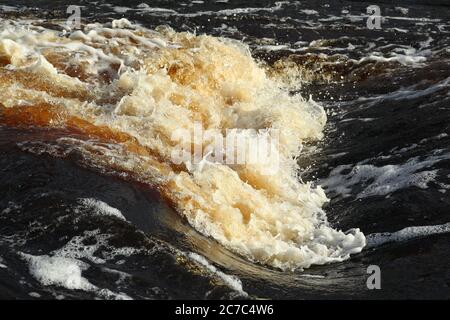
{"left": 0, "top": 0, "right": 449, "bottom": 299}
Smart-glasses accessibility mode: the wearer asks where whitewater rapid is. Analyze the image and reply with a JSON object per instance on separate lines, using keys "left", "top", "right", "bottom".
{"left": 0, "top": 18, "right": 366, "bottom": 270}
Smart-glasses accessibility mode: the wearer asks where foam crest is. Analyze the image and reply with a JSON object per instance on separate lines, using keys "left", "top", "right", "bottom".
{"left": 0, "top": 19, "right": 365, "bottom": 270}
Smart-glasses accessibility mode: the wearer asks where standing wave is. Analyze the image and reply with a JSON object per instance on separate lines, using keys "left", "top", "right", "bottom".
{"left": 0, "top": 18, "right": 365, "bottom": 270}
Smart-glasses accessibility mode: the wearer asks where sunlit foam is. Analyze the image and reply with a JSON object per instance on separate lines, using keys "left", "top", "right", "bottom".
{"left": 0, "top": 19, "right": 366, "bottom": 270}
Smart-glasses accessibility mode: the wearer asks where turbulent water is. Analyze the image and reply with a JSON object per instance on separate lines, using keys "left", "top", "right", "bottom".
{"left": 0, "top": 0, "right": 449, "bottom": 299}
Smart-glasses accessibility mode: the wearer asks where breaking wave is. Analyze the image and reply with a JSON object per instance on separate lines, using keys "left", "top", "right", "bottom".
{"left": 0, "top": 18, "right": 365, "bottom": 270}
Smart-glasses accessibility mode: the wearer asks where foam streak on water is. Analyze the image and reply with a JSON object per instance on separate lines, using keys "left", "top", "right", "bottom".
{"left": 367, "top": 223, "right": 450, "bottom": 248}
{"left": 0, "top": 18, "right": 365, "bottom": 270}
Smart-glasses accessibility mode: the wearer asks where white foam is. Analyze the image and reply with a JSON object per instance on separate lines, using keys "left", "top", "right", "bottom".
{"left": 367, "top": 223, "right": 450, "bottom": 248}
{"left": 394, "top": 7, "right": 409, "bottom": 15}
{"left": 20, "top": 253, "right": 95, "bottom": 290}
{"left": 355, "top": 52, "right": 427, "bottom": 66}
{"left": 357, "top": 76, "right": 450, "bottom": 105}
{"left": 301, "top": 10, "right": 318, "bottom": 15}
{"left": 299, "top": 274, "right": 325, "bottom": 279}
{"left": 20, "top": 252, "right": 132, "bottom": 299}
{"left": 391, "top": 28, "right": 408, "bottom": 33}
{"left": 49, "top": 228, "right": 145, "bottom": 265}
{"left": 112, "top": 18, "right": 134, "bottom": 29}
{"left": 29, "top": 292, "right": 41, "bottom": 298}
{"left": 112, "top": 6, "right": 130, "bottom": 13}
{"left": 255, "top": 44, "right": 289, "bottom": 51}
{"left": 0, "top": 256, "right": 6, "bottom": 269}
{"left": 188, "top": 252, "right": 247, "bottom": 296}
{"left": 322, "top": 152, "right": 450, "bottom": 198}
{"left": 78, "top": 198, "right": 126, "bottom": 221}
{"left": 0, "top": 5, "right": 18, "bottom": 12}
{"left": 112, "top": 2, "right": 286, "bottom": 18}
{"left": 51, "top": 230, "right": 108, "bottom": 264}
